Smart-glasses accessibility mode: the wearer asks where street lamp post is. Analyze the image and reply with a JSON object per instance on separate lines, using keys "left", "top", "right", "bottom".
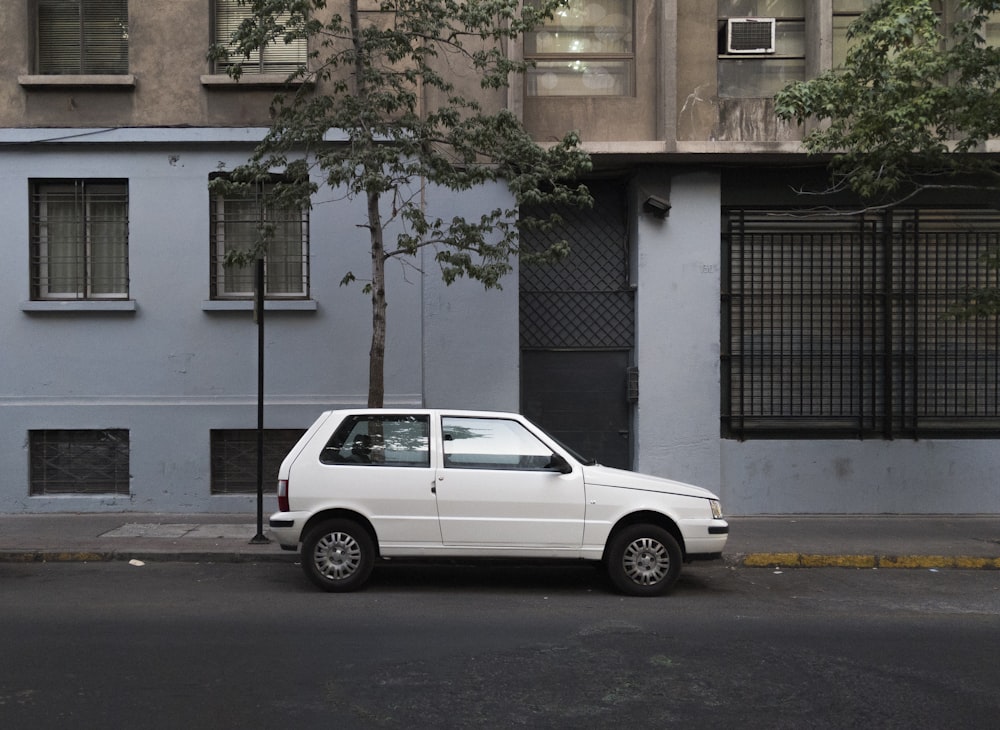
{"left": 250, "top": 255, "right": 270, "bottom": 544}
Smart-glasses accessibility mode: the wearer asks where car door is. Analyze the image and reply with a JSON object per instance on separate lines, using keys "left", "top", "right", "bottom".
{"left": 433, "top": 415, "right": 585, "bottom": 548}
{"left": 314, "top": 413, "right": 441, "bottom": 546}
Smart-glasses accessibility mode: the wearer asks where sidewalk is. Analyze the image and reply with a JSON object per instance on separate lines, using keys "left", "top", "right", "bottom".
{"left": 0, "top": 513, "right": 998, "bottom": 569}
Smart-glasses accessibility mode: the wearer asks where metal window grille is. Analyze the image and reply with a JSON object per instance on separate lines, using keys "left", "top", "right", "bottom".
{"left": 30, "top": 180, "right": 129, "bottom": 300}
{"left": 29, "top": 429, "right": 130, "bottom": 495}
{"left": 209, "top": 179, "right": 309, "bottom": 299}
{"left": 36, "top": 0, "right": 129, "bottom": 75}
{"left": 212, "top": 0, "right": 307, "bottom": 75}
{"left": 722, "top": 208, "right": 1000, "bottom": 439}
{"left": 520, "top": 181, "right": 634, "bottom": 350}
{"left": 210, "top": 429, "right": 306, "bottom": 494}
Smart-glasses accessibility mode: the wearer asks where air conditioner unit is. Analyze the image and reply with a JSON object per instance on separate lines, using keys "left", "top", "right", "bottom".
{"left": 726, "top": 18, "right": 776, "bottom": 54}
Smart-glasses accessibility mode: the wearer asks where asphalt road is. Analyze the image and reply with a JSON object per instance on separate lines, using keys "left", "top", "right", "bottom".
{"left": 1, "top": 560, "right": 998, "bottom": 729}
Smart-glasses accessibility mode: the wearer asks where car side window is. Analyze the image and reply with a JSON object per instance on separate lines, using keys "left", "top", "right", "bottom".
{"left": 320, "top": 415, "right": 430, "bottom": 467}
{"left": 442, "top": 416, "right": 555, "bottom": 470}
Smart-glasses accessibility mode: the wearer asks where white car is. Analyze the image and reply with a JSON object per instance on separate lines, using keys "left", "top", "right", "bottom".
{"left": 269, "top": 409, "right": 728, "bottom": 596}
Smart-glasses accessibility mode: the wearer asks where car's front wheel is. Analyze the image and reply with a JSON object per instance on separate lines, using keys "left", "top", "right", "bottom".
{"left": 606, "top": 524, "right": 682, "bottom": 596}
{"left": 301, "top": 519, "right": 375, "bottom": 592}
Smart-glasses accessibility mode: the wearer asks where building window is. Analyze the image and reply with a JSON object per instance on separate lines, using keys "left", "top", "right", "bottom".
{"left": 524, "top": 0, "right": 634, "bottom": 96}
{"left": 833, "top": 1, "right": 943, "bottom": 68}
{"left": 210, "top": 429, "right": 306, "bottom": 494}
{"left": 722, "top": 208, "right": 1000, "bottom": 439}
{"left": 209, "top": 177, "right": 309, "bottom": 299}
{"left": 30, "top": 180, "right": 129, "bottom": 300}
{"left": 718, "top": 0, "right": 804, "bottom": 98}
{"left": 212, "top": 0, "right": 308, "bottom": 75}
{"left": 29, "top": 429, "right": 130, "bottom": 495}
{"left": 34, "top": 0, "right": 129, "bottom": 75}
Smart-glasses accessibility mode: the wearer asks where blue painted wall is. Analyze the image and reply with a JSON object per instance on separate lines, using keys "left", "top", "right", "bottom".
{"left": 0, "top": 131, "right": 518, "bottom": 512}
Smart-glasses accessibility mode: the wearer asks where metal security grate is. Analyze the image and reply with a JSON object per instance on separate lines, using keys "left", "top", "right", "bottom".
{"left": 210, "top": 429, "right": 306, "bottom": 494}
{"left": 723, "top": 208, "right": 1000, "bottom": 439}
{"left": 30, "top": 180, "right": 129, "bottom": 300}
{"left": 209, "top": 178, "right": 310, "bottom": 299}
{"left": 29, "top": 429, "right": 130, "bottom": 495}
{"left": 520, "top": 180, "right": 634, "bottom": 350}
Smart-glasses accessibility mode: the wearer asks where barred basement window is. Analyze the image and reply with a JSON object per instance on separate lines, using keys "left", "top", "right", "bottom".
{"left": 211, "top": 0, "right": 307, "bottom": 75}
{"left": 34, "top": 0, "right": 129, "bottom": 75}
{"left": 722, "top": 207, "right": 1000, "bottom": 439}
{"left": 209, "top": 176, "right": 309, "bottom": 299}
{"left": 30, "top": 180, "right": 129, "bottom": 300}
{"left": 210, "top": 429, "right": 306, "bottom": 494}
{"left": 29, "top": 429, "right": 130, "bottom": 495}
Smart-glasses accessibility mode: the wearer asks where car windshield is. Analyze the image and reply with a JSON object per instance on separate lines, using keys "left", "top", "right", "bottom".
{"left": 543, "top": 430, "right": 598, "bottom": 467}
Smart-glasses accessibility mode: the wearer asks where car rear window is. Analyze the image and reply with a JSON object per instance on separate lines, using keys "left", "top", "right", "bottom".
{"left": 320, "top": 415, "right": 430, "bottom": 467}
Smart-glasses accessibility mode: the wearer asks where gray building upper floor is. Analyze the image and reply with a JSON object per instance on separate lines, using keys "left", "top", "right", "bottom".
{"left": 4, "top": 1, "right": 997, "bottom": 154}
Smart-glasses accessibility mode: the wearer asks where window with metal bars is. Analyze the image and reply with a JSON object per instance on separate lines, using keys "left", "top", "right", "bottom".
{"left": 30, "top": 180, "right": 129, "bottom": 300}
{"left": 211, "top": 0, "right": 308, "bottom": 75}
{"left": 34, "top": 0, "right": 129, "bottom": 75}
{"left": 722, "top": 207, "right": 1000, "bottom": 439}
{"left": 29, "top": 429, "right": 130, "bottom": 495}
{"left": 210, "top": 429, "right": 306, "bottom": 494}
{"left": 209, "top": 176, "right": 309, "bottom": 299}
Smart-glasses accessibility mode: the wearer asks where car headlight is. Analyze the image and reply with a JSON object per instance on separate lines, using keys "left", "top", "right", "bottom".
{"left": 709, "top": 499, "right": 723, "bottom": 519}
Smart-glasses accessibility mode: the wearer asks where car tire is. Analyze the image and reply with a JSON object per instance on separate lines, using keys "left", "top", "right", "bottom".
{"left": 301, "top": 519, "right": 375, "bottom": 592}
{"left": 606, "top": 524, "right": 682, "bottom": 597}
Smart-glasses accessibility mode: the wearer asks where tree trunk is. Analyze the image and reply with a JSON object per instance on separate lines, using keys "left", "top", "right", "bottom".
{"left": 350, "top": 0, "right": 387, "bottom": 409}
{"left": 367, "top": 189, "right": 387, "bottom": 408}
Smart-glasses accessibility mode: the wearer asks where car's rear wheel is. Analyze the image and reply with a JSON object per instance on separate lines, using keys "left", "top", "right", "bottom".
{"left": 606, "top": 524, "right": 682, "bottom": 596}
{"left": 301, "top": 519, "right": 375, "bottom": 592}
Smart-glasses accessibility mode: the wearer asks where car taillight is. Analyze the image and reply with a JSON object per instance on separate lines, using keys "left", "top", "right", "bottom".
{"left": 277, "top": 479, "right": 289, "bottom": 512}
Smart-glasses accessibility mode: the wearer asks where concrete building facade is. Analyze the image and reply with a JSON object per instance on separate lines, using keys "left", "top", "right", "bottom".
{"left": 2, "top": 0, "right": 999, "bottom": 514}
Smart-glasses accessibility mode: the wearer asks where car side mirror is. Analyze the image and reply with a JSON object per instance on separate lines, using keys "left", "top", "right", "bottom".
{"left": 546, "top": 453, "right": 573, "bottom": 474}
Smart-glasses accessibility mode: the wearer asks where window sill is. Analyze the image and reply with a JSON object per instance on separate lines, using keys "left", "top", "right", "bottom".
{"left": 18, "top": 74, "right": 136, "bottom": 89}
{"left": 200, "top": 74, "right": 308, "bottom": 89}
{"left": 21, "top": 300, "right": 137, "bottom": 312}
{"left": 202, "top": 300, "right": 317, "bottom": 312}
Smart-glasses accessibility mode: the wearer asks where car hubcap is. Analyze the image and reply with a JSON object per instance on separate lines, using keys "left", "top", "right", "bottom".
{"left": 622, "top": 537, "right": 670, "bottom": 586}
{"left": 313, "top": 531, "right": 362, "bottom": 580}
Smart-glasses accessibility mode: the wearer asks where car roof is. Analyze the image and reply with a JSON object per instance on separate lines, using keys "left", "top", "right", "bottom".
{"left": 321, "top": 408, "right": 524, "bottom": 419}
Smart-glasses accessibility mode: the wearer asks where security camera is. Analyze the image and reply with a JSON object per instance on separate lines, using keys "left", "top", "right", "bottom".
{"left": 643, "top": 195, "right": 671, "bottom": 218}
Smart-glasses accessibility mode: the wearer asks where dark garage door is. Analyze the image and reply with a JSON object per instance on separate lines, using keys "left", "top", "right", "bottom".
{"left": 520, "top": 179, "right": 635, "bottom": 470}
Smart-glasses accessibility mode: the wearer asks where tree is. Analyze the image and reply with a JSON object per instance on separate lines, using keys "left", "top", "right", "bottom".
{"left": 774, "top": 0, "right": 1000, "bottom": 205}
{"left": 210, "top": 0, "right": 592, "bottom": 406}
{"left": 774, "top": 0, "right": 1000, "bottom": 317}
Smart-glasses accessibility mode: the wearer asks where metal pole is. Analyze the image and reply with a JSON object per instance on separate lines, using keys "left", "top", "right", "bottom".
{"left": 251, "top": 255, "right": 270, "bottom": 544}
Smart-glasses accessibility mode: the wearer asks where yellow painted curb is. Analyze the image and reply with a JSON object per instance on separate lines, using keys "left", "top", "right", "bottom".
{"left": 800, "top": 554, "right": 876, "bottom": 569}
{"left": 739, "top": 552, "right": 1000, "bottom": 569}
{"left": 879, "top": 555, "right": 1000, "bottom": 569}
{"left": 742, "top": 552, "right": 800, "bottom": 567}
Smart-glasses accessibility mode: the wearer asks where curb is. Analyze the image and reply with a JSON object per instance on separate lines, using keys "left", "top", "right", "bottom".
{"left": 0, "top": 551, "right": 295, "bottom": 564}
{"left": 728, "top": 553, "right": 1000, "bottom": 570}
{"left": 2, "top": 550, "right": 999, "bottom": 569}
